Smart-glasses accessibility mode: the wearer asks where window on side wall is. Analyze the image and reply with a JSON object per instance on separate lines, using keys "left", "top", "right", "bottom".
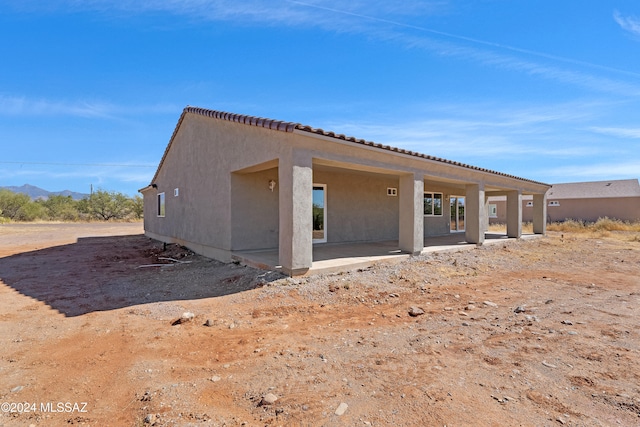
{"left": 489, "top": 204, "right": 497, "bottom": 218}
{"left": 424, "top": 192, "right": 443, "bottom": 216}
{"left": 157, "top": 192, "right": 165, "bottom": 217}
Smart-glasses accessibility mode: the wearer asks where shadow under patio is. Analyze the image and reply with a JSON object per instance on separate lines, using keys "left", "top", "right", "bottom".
{"left": 231, "top": 232, "right": 543, "bottom": 276}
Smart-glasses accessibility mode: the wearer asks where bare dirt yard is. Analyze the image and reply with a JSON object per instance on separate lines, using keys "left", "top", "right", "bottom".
{"left": 0, "top": 223, "right": 639, "bottom": 427}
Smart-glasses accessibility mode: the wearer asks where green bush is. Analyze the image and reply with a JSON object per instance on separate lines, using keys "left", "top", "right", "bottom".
{"left": 0, "top": 189, "right": 32, "bottom": 220}
{"left": 0, "top": 188, "right": 144, "bottom": 222}
{"left": 41, "top": 195, "right": 80, "bottom": 221}
{"left": 88, "top": 189, "right": 134, "bottom": 221}
{"left": 15, "top": 202, "right": 47, "bottom": 221}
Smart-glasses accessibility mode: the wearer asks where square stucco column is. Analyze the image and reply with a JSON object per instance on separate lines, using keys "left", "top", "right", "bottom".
{"left": 278, "top": 150, "right": 313, "bottom": 276}
{"left": 533, "top": 193, "right": 548, "bottom": 234}
{"left": 507, "top": 190, "right": 523, "bottom": 238}
{"left": 398, "top": 173, "right": 424, "bottom": 255}
{"left": 484, "top": 195, "right": 491, "bottom": 233}
{"left": 465, "top": 183, "right": 486, "bottom": 245}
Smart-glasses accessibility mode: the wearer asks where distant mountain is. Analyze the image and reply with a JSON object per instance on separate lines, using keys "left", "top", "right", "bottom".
{"left": 0, "top": 184, "right": 89, "bottom": 201}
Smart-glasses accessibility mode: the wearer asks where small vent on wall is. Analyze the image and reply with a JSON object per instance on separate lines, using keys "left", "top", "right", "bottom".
{"left": 387, "top": 187, "right": 397, "bottom": 196}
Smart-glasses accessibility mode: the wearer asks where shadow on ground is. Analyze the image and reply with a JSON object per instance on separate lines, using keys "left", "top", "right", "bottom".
{"left": 0, "top": 234, "right": 284, "bottom": 317}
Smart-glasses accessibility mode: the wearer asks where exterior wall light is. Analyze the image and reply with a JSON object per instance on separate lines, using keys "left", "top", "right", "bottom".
{"left": 268, "top": 180, "right": 277, "bottom": 192}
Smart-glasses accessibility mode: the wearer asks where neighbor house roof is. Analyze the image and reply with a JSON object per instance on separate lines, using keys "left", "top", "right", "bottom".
{"left": 547, "top": 179, "right": 640, "bottom": 199}
{"left": 142, "top": 106, "right": 549, "bottom": 190}
{"left": 488, "top": 178, "right": 640, "bottom": 202}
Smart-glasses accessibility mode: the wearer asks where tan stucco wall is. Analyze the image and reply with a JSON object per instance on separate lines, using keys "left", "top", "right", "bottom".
{"left": 547, "top": 197, "right": 640, "bottom": 222}
{"left": 143, "top": 114, "right": 293, "bottom": 255}
{"left": 313, "top": 169, "right": 399, "bottom": 243}
{"left": 489, "top": 197, "right": 640, "bottom": 223}
{"left": 231, "top": 167, "right": 280, "bottom": 250}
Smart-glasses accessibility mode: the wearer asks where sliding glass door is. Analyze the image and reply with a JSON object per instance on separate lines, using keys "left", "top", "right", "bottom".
{"left": 450, "top": 196, "right": 465, "bottom": 232}
{"left": 312, "top": 184, "right": 327, "bottom": 243}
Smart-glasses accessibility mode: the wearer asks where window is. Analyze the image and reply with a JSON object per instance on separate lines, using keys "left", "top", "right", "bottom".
{"left": 488, "top": 204, "right": 497, "bottom": 218}
{"left": 312, "top": 184, "right": 327, "bottom": 243}
{"left": 174, "top": 188, "right": 179, "bottom": 197}
{"left": 424, "top": 192, "right": 443, "bottom": 216}
{"left": 549, "top": 201, "right": 560, "bottom": 206}
{"left": 157, "top": 193, "right": 165, "bottom": 217}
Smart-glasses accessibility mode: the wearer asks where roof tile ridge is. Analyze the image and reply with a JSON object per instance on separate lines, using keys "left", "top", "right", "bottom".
{"left": 185, "top": 105, "right": 299, "bottom": 133}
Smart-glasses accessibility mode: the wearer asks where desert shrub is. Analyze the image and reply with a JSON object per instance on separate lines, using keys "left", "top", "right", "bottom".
{"left": 592, "top": 217, "right": 637, "bottom": 232}
{"left": 487, "top": 222, "right": 505, "bottom": 232}
{"left": 547, "top": 219, "right": 586, "bottom": 232}
{"left": 14, "top": 201, "right": 47, "bottom": 221}
{"left": 0, "top": 188, "right": 142, "bottom": 222}
{"left": 88, "top": 189, "right": 134, "bottom": 221}
{"left": 129, "top": 195, "right": 144, "bottom": 220}
{"left": 0, "top": 189, "right": 32, "bottom": 220}
{"left": 548, "top": 217, "right": 640, "bottom": 233}
{"left": 41, "top": 195, "right": 80, "bottom": 221}
{"left": 489, "top": 222, "right": 534, "bottom": 233}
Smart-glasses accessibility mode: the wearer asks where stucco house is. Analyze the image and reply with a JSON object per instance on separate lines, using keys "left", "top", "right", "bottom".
{"left": 140, "top": 106, "right": 550, "bottom": 276}
{"left": 488, "top": 179, "right": 640, "bottom": 224}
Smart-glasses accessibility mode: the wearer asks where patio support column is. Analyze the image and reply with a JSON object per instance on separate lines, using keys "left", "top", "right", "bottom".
{"left": 465, "top": 183, "right": 486, "bottom": 245}
{"left": 484, "top": 195, "right": 491, "bottom": 233}
{"left": 506, "top": 190, "right": 522, "bottom": 238}
{"left": 278, "top": 150, "right": 313, "bottom": 276}
{"left": 533, "top": 192, "right": 548, "bottom": 234}
{"left": 399, "top": 173, "right": 424, "bottom": 255}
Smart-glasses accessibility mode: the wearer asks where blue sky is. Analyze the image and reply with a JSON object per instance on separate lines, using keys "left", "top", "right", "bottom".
{"left": 1, "top": 0, "right": 639, "bottom": 196}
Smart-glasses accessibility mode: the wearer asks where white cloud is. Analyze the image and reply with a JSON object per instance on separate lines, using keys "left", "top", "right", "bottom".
{"left": 0, "top": 162, "right": 153, "bottom": 195}
{"left": 542, "top": 160, "right": 640, "bottom": 181}
{"left": 324, "top": 101, "right": 612, "bottom": 161}
{"left": 14, "top": 0, "right": 348, "bottom": 27}
{"left": 614, "top": 10, "right": 640, "bottom": 36}
{"left": 0, "top": 95, "right": 115, "bottom": 118}
{"left": 0, "top": 94, "right": 177, "bottom": 118}
{"left": 9, "top": 1, "right": 640, "bottom": 96}
{"left": 588, "top": 126, "right": 640, "bottom": 139}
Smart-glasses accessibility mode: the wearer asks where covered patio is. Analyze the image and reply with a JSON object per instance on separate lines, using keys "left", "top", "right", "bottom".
{"left": 231, "top": 232, "right": 543, "bottom": 276}
{"left": 142, "top": 107, "right": 550, "bottom": 277}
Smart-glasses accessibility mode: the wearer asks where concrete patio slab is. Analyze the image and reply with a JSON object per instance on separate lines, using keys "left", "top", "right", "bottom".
{"left": 232, "top": 232, "right": 543, "bottom": 276}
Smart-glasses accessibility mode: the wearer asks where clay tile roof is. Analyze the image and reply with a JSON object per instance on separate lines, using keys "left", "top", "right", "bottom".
{"left": 144, "top": 106, "right": 550, "bottom": 188}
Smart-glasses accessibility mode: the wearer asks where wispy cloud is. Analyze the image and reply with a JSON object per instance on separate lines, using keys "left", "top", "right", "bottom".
{"left": 588, "top": 126, "right": 640, "bottom": 139}
{"left": 324, "top": 101, "right": 613, "bottom": 161}
{"left": 542, "top": 160, "right": 640, "bottom": 181}
{"left": 0, "top": 95, "right": 116, "bottom": 118}
{"left": 9, "top": 1, "right": 640, "bottom": 96}
{"left": 614, "top": 10, "right": 640, "bottom": 36}
{"left": 0, "top": 162, "right": 153, "bottom": 194}
{"left": 0, "top": 94, "right": 177, "bottom": 118}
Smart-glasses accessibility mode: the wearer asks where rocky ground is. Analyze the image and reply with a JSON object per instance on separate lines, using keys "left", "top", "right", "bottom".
{"left": 0, "top": 223, "right": 639, "bottom": 426}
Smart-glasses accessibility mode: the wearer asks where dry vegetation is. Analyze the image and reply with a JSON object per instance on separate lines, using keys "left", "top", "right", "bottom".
{"left": 490, "top": 217, "right": 640, "bottom": 240}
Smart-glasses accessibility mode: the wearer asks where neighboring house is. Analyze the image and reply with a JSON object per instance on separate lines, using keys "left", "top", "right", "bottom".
{"left": 488, "top": 179, "right": 640, "bottom": 223}
{"left": 140, "top": 106, "right": 550, "bottom": 276}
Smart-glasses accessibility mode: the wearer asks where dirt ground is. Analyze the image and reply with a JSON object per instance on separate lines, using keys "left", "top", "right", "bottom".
{"left": 0, "top": 223, "right": 639, "bottom": 427}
